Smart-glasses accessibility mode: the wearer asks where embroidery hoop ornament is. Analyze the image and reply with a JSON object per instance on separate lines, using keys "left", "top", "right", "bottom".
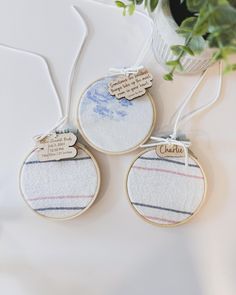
{"left": 77, "top": 8, "right": 156, "bottom": 155}
{"left": 126, "top": 61, "right": 223, "bottom": 227}
{"left": 2, "top": 7, "right": 101, "bottom": 220}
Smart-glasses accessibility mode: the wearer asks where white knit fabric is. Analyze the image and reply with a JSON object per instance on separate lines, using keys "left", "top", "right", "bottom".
{"left": 20, "top": 145, "right": 99, "bottom": 219}
{"left": 78, "top": 76, "right": 155, "bottom": 154}
{"left": 127, "top": 149, "right": 206, "bottom": 226}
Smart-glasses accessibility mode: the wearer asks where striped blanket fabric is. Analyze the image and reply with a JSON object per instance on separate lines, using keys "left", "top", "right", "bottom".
{"left": 20, "top": 145, "right": 100, "bottom": 219}
{"left": 127, "top": 148, "right": 206, "bottom": 226}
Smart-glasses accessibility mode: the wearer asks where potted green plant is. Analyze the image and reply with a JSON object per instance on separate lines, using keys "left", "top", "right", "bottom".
{"left": 115, "top": 0, "right": 236, "bottom": 80}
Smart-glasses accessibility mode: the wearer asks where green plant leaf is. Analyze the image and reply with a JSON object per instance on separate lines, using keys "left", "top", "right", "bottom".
{"left": 128, "top": 3, "right": 136, "bottom": 15}
{"left": 208, "top": 4, "right": 236, "bottom": 29}
{"left": 166, "top": 59, "right": 183, "bottom": 71}
{"left": 170, "top": 45, "right": 182, "bottom": 55}
{"left": 188, "top": 36, "right": 206, "bottom": 54}
{"left": 163, "top": 73, "right": 173, "bottom": 81}
{"left": 224, "top": 63, "right": 236, "bottom": 73}
{"left": 166, "top": 60, "right": 180, "bottom": 67}
{"left": 186, "top": 0, "right": 206, "bottom": 12}
{"left": 114, "top": 0, "right": 236, "bottom": 81}
{"left": 150, "top": 0, "right": 159, "bottom": 12}
{"left": 212, "top": 50, "right": 223, "bottom": 61}
{"left": 182, "top": 45, "right": 195, "bottom": 55}
{"left": 115, "top": 1, "right": 126, "bottom": 8}
{"left": 211, "top": 47, "right": 236, "bottom": 66}
{"left": 192, "top": 13, "right": 209, "bottom": 36}
{"left": 171, "top": 45, "right": 194, "bottom": 56}
{"left": 177, "top": 17, "right": 198, "bottom": 34}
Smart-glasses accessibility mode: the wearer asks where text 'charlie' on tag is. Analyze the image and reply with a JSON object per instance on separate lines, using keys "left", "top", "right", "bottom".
{"left": 156, "top": 144, "right": 185, "bottom": 158}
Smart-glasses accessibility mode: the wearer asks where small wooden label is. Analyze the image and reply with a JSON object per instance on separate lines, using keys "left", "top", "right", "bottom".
{"left": 108, "top": 68, "right": 153, "bottom": 100}
{"left": 156, "top": 144, "right": 185, "bottom": 158}
{"left": 36, "top": 132, "right": 77, "bottom": 162}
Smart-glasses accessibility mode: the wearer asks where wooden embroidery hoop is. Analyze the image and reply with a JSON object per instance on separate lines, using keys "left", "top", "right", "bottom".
{"left": 76, "top": 4, "right": 155, "bottom": 155}
{"left": 77, "top": 77, "right": 157, "bottom": 155}
{"left": 19, "top": 143, "right": 101, "bottom": 221}
{"left": 0, "top": 6, "right": 101, "bottom": 220}
{"left": 125, "top": 61, "right": 223, "bottom": 227}
{"left": 125, "top": 147, "right": 207, "bottom": 227}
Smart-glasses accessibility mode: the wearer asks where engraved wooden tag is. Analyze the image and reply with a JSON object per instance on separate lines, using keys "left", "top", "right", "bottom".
{"left": 108, "top": 68, "right": 153, "bottom": 100}
{"left": 156, "top": 144, "right": 185, "bottom": 158}
{"left": 36, "top": 132, "right": 77, "bottom": 162}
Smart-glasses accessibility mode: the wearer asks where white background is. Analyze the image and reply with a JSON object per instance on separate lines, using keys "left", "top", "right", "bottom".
{"left": 0, "top": 0, "right": 236, "bottom": 294}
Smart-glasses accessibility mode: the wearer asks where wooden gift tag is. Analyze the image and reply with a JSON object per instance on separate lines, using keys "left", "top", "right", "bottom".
{"left": 156, "top": 144, "right": 185, "bottom": 158}
{"left": 108, "top": 68, "right": 153, "bottom": 100}
{"left": 36, "top": 132, "right": 77, "bottom": 162}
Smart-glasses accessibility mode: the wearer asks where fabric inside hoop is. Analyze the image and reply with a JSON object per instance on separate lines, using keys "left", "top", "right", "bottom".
{"left": 20, "top": 145, "right": 100, "bottom": 219}
{"left": 127, "top": 149, "right": 206, "bottom": 226}
{"left": 78, "top": 77, "right": 155, "bottom": 154}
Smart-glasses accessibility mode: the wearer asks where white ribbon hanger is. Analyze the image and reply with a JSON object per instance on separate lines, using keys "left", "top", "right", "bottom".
{"left": 109, "top": 65, "right": 144, "bottom": 76}
{"left": 141, "top": 61, "right": 223, "bottom": 166}
{"left": 95, "top": 0, "right": 154, "bottom": 76}
{"left": 108, "top": 28, "right": 153, "bottom": 76}
{"left": 0, "top": 6, "right": 88, "bottom": 141}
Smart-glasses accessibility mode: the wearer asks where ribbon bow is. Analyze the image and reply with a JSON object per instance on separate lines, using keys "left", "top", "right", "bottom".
{"left": 34, "top": 116, "right": 69, "bottom": 142}
{"left": 141, "top": 136, "right": 191, "bottom": 166}
{"left": 109, "top": 65, "right": 144, "bottom": 76}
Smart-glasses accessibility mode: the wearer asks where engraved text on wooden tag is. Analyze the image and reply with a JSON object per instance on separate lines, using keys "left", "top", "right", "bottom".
{"left": 36, "top": 133, "right": 77, "bottom": 162}
{"left": 156, "top": 144, "right": 185, "bottom": 158}
{"left": 108, "top": 68, "right": 153, "bottom": 100}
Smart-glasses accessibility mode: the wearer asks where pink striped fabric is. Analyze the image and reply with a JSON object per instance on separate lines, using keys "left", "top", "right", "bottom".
{"left": 133, "top": 165, "right": 204, "bottom": 180}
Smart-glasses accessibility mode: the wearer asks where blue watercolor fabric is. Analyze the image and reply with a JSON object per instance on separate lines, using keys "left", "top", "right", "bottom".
{"left": 81, "top": 77, "right": 134, "bottom": 121}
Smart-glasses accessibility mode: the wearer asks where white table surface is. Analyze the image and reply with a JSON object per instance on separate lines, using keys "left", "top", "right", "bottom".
{"left": 0, "top": 1, "right": 236, "bottom": 294}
